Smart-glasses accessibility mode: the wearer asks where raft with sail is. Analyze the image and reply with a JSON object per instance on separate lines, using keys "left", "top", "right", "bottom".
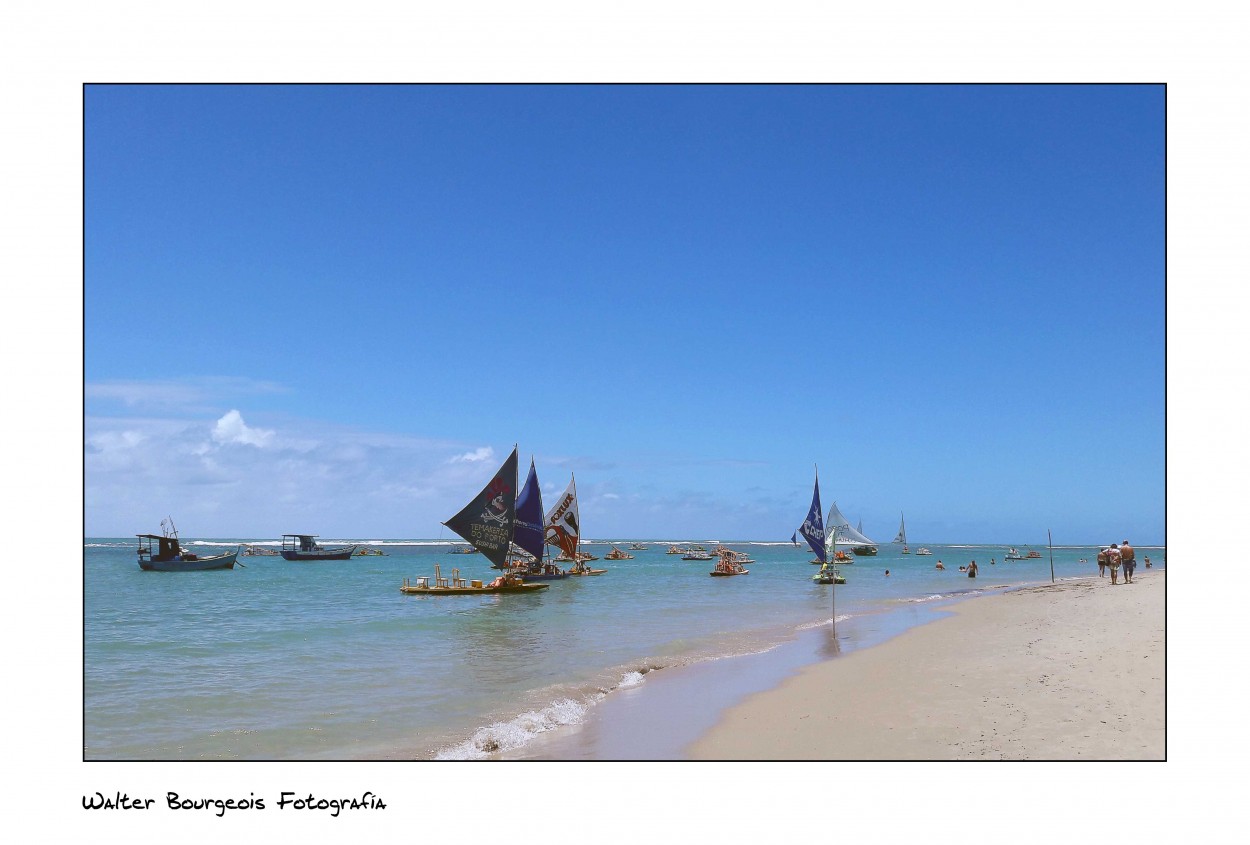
{"left": 895, "top": 513, "right": 910, "bottom": 554}
{"left": 546, "top": 475, "right": 606, "bottom": 576}
{"left": 401, "top": 447, "right": 549, "bottom": 595}
{"left": 800, "top": 471, "right": 845, "bottom": 585}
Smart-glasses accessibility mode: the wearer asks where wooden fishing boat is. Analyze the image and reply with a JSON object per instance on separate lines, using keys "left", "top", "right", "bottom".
{"left": 604, "top": 545, "right": 634, "bottom": 560}
{"left": 242, "top": 544, "right": 279, "bottom": 556}
{"left": 665, "top": 544, "right": 686, "bottom": 555}
{"left": 280, "top": 534, "right": 358, "bottom": 561}
{"left": 1026, "top": 550, "right": 1042, "bottom": 559}
{"left": 710, "top": 549, "right": 748, "bottom": 577}
{"left": 137, "top": 518, "right": 238, "bottom": 571}
{"left": 683, "top": 551, "right": 714, "bottom": 561}
{"left": 401, "top": 565, "right": 548, "bottom": 595}
{"left": 402, "top": 447, "right": 549, "bottom": 597}
{"left": 627, "top": 542, "right": 648, "bottom": 550}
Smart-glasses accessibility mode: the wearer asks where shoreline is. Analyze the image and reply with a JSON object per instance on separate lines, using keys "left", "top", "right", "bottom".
{"left": 688, "top": 570, "right": 1165, "bottom": 760}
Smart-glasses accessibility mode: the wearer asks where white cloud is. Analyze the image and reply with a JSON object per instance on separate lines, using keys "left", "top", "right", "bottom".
{"left": 211, "top": 410, "right": 274, "bottom": 447}
{"left": 449, "top": 446, "right": 494, "bottom": 463}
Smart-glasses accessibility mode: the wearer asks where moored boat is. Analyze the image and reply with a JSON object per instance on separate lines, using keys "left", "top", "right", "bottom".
{"left": 665, "top": 545, "right": 687, "bottom": 555}
{"left": 627, "top": 542, "right": 648, "bottom": 551}
{"left": 827, "top": 503, "right": 875, "bottom": 558}
{"left": 916, "top": 547, "right": 933, "bottom": 556}
{"left": 1004, "top": 547, "right": 1027, "bottom": 561}
{"left": 895, "top": 513, "right": 909, "bottom": 554}
{"left": 280, "top": 534, "right": 358, "bottom": 561}
{"left": 137, "top": 517, "right": 238, "bottom": 572}
{"left": 799, "top": 470, "right": 846, "bottom": 587}
{"left": 401, "top": 447, "right": 548, "bottom": 595}
{"left": 605, "top": 545, "right": 634, "bottom": 560}
{"left": 710, "top": 548, "right": 748, "bottom": 577}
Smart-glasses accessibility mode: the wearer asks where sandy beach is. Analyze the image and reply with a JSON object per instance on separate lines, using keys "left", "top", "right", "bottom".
{"left": 689, "top": 570, "right": 1164, "bottom": 760}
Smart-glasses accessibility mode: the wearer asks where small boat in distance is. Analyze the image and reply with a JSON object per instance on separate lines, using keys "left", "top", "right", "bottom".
{"left": 683, "top": 551, "right": 714, "bottom": 561}
{"left": 710, "top": 548, "right": 748, "bottom": 577}
{"left": 242, "top": 544, "right": 279, "bottom": 556}
{"left": 280, "top": 534, "right": 358, "bottom": 561}
{"left": 666, "top": 545, "right": 687, "bottom": 555}
{"left": 1026, "top": 550, "right": 1042, "bottom": 559}
{"left": 916, "top": 547, "right": 933, "bottom": 556}
{"left": 605, "top": 546, "right": 634, "bottom": 560}
{"left": 1004, "top": 547, "right": 1027, "bottom": 561}
{"left": 895, "top": 513, "right": 909, "bottom": 554}
{"left": 137, "top": 517, "right": 238, "bottom": 572}
{"left": 353, "top": 546, "right": 387, "bottom": 556}
{"left": 627, "top": 542, "right": 648, "bottom": 550}
{"left": 447, "top": 545, "right": 478, "bottom": 554}
{"left": 828, "top": 503, "right": 876, "bottom": 557}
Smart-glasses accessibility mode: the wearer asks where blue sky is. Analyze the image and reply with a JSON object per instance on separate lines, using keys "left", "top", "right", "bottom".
{"left": 85, "top": 84, "right": 1164, "bottom": 543}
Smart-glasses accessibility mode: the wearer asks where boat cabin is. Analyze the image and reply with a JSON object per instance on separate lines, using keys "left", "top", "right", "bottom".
{"left": 283, "top": 534, "right": 324, "bottom": 554}
{"left": 136, "top": 533, "right": 194, "bottom": 563}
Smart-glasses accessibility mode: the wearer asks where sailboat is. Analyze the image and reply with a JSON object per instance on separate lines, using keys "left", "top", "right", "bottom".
{"left": 800, "top": 469, "right": 845, "bottom": 585}
{"left": 401, "top": 447, "right": 549, "bottom": 594}
{"left": 509, "top": 459, "right": 570, "bottom": 580}
{"left": 894, "top": 512, "right": 910, "bottom": 554}
{"left": 546, "top": 475, "right": 606, "bottom": 576}
{"left": 828, "top": 501, "right": 876, "bottom": 558}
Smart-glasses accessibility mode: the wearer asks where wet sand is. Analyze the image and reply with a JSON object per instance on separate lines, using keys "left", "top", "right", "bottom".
{"left": 688, "top": 571, "right": 1164, "bottom": 760}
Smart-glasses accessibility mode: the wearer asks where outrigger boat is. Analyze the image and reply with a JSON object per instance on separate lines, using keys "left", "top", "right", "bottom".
{"left": 401, "top": 447, "right": 548, "bottom": 595}
{"left": 280, "top": 534, "right": 358, "bottom": 561}
{"left": 799, "top": 469, "right": 846, "bottom": 586}
{"left": 605, "top": 545, "right": 634, "bottom": 560}
{"left": 825, "top": 503, "right": 874, "bottom": 558}
{"left": 683, "top": 550, "right": 714, "bottom": 561}
{"left": 137, "top": 517, "right": 238, "bottom": 572}
{"left": 627, "top": 542, "right": 648, "bottom": 550}
{"left": 1004, "top": 547, "right": 1027, "bottom": 561}
{"left": 710, "top": 548, "right": 748, "bottom": 577}
{"left": 916, "top": 547, "right": 933, "bottom": 556}
{"left": 665, "top": 545, "right": 687, "bottom": 555}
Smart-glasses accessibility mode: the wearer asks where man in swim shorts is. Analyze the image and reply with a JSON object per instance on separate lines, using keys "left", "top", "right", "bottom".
{"left": 1097, "top": 549, "right": 1107, "bottom": 577}
{"left": 1106, "top": 544, "right": 1122, "bottom": 585}
{"left": 1120, "top": 539, "right": 1136, "bottom": 583}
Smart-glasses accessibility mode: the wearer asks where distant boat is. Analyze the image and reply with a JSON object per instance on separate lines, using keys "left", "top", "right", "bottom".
{"left": 916, "top": 547, "right": 933, "bottom": 556}
{"left": 401, "top": 447, "right": 548, "bottom": 595}
{"left": 242, "top": 544, "right": 279, "bottom": 556}
{"left": 683, "top": 551, "right": 714, "bottom": 561}
{"left": 627, "top": 542, "right": 648, "bottom": 551}
{"left": 710, "top": 548, "right": 749, "bottom": 577}
{"left": 1004, "top": 547, "right": 1027, "bottom": 561}
{"left": 280, "top": 534, "right": 357, "bottom": 561}
{"left": 1026, "top": 550, "right": 1042, "bottom": 559}
{"left": 799, "top": 469, "right": 844, "bottom": 586}
{"left": 605, "top": 546, "right": 634, "bottom": 560}
{"left": 353, "top": 546, "right": 386, "bottom": 556}
{"left": 447, "top": 545, "right": 478, "bottom": 554}
{"left": 137, "top": 517, "right": 238, "bottom": 572}
{"left": 894, "top": 513, "right": 910, "bottom": 554}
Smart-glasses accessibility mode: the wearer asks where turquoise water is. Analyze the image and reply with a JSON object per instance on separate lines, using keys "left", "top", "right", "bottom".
{"left": 83, "top": 539, "right": 1163, "bottom": 759}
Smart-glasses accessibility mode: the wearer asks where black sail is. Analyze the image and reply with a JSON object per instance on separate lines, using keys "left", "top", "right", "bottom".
{"left": 443, "top": 447, "right": 518, "bottom": 568}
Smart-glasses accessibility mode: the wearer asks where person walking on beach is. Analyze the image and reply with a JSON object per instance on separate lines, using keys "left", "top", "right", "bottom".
{"left": 1120, "top": 539, "right": 1136, "bottom": 583}
{"left": 1097, "top": 548, "right": 1107, "bottom": 577}
{"left": 967, "top": 560, "right": 978, "bottom": 579}
{"left": 1106, "top": 544, "right": 1122, "bottom": 585}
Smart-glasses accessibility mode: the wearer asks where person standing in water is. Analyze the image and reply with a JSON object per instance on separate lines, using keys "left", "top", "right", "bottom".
{"left": 967, "top": 560, "right": 978, "bottom": 578}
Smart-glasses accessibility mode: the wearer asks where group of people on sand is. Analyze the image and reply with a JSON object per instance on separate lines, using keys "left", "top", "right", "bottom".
{"left": 1096, "top": 540, "right": 1148, "bottom": 584}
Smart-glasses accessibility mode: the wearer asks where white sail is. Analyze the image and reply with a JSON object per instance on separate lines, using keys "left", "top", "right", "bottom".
{"left": 828, "top": 501, "right": 876, "bottom": 546}
{"left": 893, "top": 513, "right": 907, "bottom": 544}
{"left": 544, "top": 476, "right": 580, "bottom": 558}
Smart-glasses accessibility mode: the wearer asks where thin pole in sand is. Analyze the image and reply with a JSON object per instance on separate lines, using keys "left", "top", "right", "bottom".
{"left": 1048, "top": 529, "right": 1055, "bottom": 584}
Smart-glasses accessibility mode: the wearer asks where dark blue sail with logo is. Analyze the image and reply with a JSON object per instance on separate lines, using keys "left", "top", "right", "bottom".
{"left": 443, "top": 446, "right": 519, "bottom": 568}
{"left": 514, "top": 458, "right": 547, "bottom": 562}
{"left": 799, "top": 470, "right": 826, "bottom": 563}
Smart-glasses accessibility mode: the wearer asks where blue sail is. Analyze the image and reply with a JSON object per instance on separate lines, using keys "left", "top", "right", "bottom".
{"left": 513, "top": 458, "right": 547, "bottom": 562}
{"left": 799, "top": 471, "right": 826, "bottom": 563}
{"left": 791, "top": 530, "right": 798, "bottom": 546}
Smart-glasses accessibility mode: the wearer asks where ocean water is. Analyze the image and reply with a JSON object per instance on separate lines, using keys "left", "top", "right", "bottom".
{"left": 83, "top": 539, "right": 1164, "bottom": 760}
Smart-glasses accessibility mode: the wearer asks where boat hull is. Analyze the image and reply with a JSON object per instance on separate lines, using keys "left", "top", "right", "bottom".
{"left": 515, "top": 572, "right": 570, "bottom": 581}
{"left": 850, "top": 547, "right": 877, "bottom": 556}
{"left": 139, "top": 551, "right": 238, "bottom": 572}
{"left": 280, "top": 546, "right": 357, "bottom": 561}
{"left": 568, "top": 568, "right": 607, "bottom": 576}
{"left": 710, "top": 569, "right": 748, "bottom": 577}
{"left": 400, "top": 583, "right": 549, "bottom": 595}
